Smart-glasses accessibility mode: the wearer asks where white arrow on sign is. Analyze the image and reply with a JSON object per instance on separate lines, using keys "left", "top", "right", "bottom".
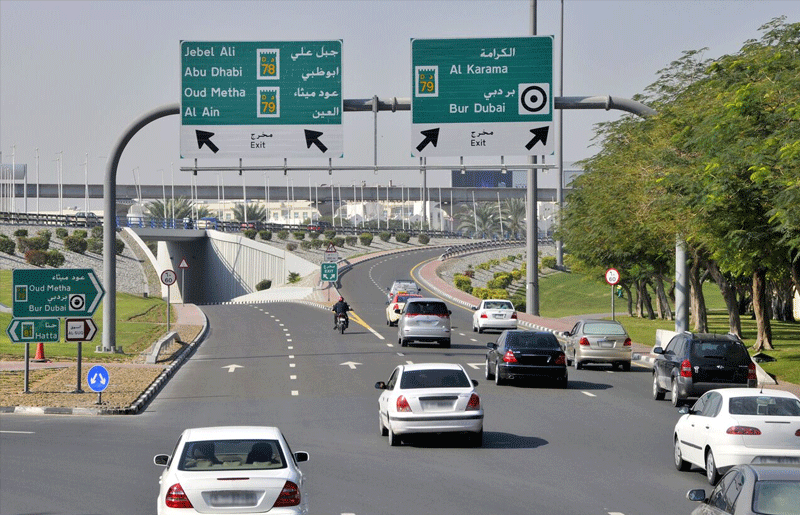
{"left": 222, "top": 364, "right": 243, "bottom": 373}
{"left": 90, "top": 373, "right": 107, "bottom": 386}
{"left": 340, "top": 361, "right": 362, "bottom": 370}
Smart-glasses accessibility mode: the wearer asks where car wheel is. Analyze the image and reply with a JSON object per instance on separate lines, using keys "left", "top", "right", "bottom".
{"left": 477, "top": 326, "right": 483, "bottom": 334}
{"left": 400, "top": 338, "right": 408, "bottom": 347}
{"left": 706, "top": 449, "right": 720, "bottom": 485}
{"left": 671, "top": 378, "right": 683, "bottom": 407}
{"left": 494, "top": 363, "right": 504, "bottom": 385}
{"left": 388, "top": 424, "right": 401, "bottom": 446}
{"left": 575, "top": 359, "right": 583, "bottom": 370}
{"left": 473, "top": 324, "right": 477, "bottom": 333}
{"left": 485, "top": 357, "right": 494, "bottom": 380}
{"left": 379, "top": 413, "right": 388, "bottom": 436}
{"left": 653, "top": 373, "right": 666, "bottom": 401}
{"left": 674, "top": 436, "right": 690, "bottom": 471}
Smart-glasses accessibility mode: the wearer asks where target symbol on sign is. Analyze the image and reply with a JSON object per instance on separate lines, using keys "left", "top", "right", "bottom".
{"left": 518, "top": 83, "right": 550, "bottom": 115}
{"left": 69, "top": 294, "right": 86, "bottom": 311}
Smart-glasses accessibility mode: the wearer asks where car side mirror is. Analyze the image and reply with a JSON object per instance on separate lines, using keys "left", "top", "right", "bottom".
{"left": 686, "top": 489, "right": 706, "bottom": 502}
{"left": 678, "top": 406, "right": 690, "bottom": 415}
{"left": 471, "top": 306, "right": 478, "bottom": 311}
{"left": 294, "top": 451, "right": 309, "bottom": 463}
{"left": 471, "top": 379, "right": 479, "bottom": 387}
{"left": 394, "top": 309, "right": 401, "bottom": 314}
{"left": 153, "top": 454, "right": 169, "bottom": 466}
{"left": 564, "top": 331, "right": 571, "bottom": 337}
{"left": 448, "top": 310, "right": 452, "bottom": 315}
{"left": 653, "top": 347, "right": 664, "bottom": 355}
{"left": 375, "top": 381, "right": 387, "bottom": 390}
{"left": 487, "top": 342, "right": 497, "bottom": 349}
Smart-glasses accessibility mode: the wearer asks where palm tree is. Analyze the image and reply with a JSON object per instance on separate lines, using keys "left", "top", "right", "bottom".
{"left": 232, "top": 203, "right": 266, "bottom": 223}
{"left": 455, "top": 202, "right": 499, "bottom": 239}
{"left": 502, "top": 197, "right": 526, "bottom": 239}
{"left": 145, "top": 197, "right": 196, "bottom": 220}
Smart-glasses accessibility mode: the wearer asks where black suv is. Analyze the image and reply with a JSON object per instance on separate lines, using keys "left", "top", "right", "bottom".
{"left": 652, "top": 332, "right": 755, "bottom": 406}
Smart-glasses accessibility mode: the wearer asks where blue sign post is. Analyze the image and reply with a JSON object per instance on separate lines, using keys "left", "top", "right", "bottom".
{"left": 87, "top": 365, "right": 109, "bottom": 404}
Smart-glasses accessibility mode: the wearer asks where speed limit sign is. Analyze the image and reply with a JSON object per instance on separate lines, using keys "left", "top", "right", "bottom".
{"left": 160, "top": 269, "right": 177, "bottom": 286}
{"left": 605, "top": 268, "right": 620, "bottom": 286}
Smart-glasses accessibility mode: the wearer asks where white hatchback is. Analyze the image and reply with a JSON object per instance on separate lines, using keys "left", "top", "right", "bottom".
{"left": 472, "top": 299, "right": 518, "bottom": 333}
{"left": 673, "top": 388, "right": 800, "bottom": 484}
{"left": 375, "top": 363, "right": 484, "bottom": 447}
{"left": 154, "top": 426, "right": 310, "bottom": 514}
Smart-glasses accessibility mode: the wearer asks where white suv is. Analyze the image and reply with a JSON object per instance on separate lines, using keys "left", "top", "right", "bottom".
{"left": 397, "top": 298, "right": 452, "bottom": 348}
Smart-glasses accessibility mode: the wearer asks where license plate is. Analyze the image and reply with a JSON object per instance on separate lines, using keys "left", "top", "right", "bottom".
{"left": 599, "top": 341, "right": 613, "bottom": 348}
{"left": 209, "top": 491, "right": 257, "bottom": 507}
{"left": 493, "top": 314, "right": 505, "bottom": 319}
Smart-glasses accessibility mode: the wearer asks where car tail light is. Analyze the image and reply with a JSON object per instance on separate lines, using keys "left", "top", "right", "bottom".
{"left": 726, "top": 426, "right": 761, "bottom": 435}
{"left": 272, "top": 481, "right": 301, "bottom": 507}
{"left": 511, "top": 312, "right": 518, "bottom": 319}
{"left": 165, "top": 484, "right": 193, "bottom": 509}
{"left": 555, "top": 353, "right": 566, "bottom": 365}
{"left": 748, "top": 362, "right": 757, "bottom": 381}
{"left": 503, "top": 350, "right": 518, "bottom": 363}
{"left": 680, "top": 359, "right": 692, "bottom": 378}
{"left": 466, "top": 393, "right": 481, "bottom": 411}
{"left": 480, "top": 313, "right": 488, "bottom": 318}
{"left": 579, "top": 337, "right": 590, "bottom": 346}
{"left": 796, "top": 429, "right": 800, "bottom": 437}
{"left": 623, "top": 338, "right": 632, "bottom": 346}
{"left": 396, "top": 395, "right": 412, "bottom": 412}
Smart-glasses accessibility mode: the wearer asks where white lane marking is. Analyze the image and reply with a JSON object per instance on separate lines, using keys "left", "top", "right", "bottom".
{"left": 222, "top": 364, "right": 243, "bottom": 373}
{"left": 290, "top": 363, "right": 296, "bottom": 368}
{"left": 290, "top": 375, "right": 297, "bottom": 380}
{"left": 279, "top": 323, "right": 285, "bottom": 327}
{"left": 287, "top": 339, "right": 293, "bottom": 342}
{"left": 386, "top": 343, "right": 394, "bottom": 347}
{"left": 608, "top": 512, "right": 625, "bottom": 515}
{"left": 581, "top": 391, "right": 597, "bottom": 397}
{"left": 459, "top": 333, "right": 466, "bottom": 336}
{"left": 406, "top": 361, "right": 414, "bottom": 365}
{"left": 288, "top": 355, "right": 295, "bottom": 359}
{"left": 288, "top": 346, "right": 294, "bottom": 350}
{"left": 396, "top": 353, "right": 405, "bottom": 356}
{"left": 607, "top": 370, "right": 615, "bottom": 374}
{"left": 291, "top": 390, "right": 299, "bottom": 396}
{"left": 366, "top": 325, "right": 384, "bottom": 340}
{"left": 341, "top": 361, "right": 361, "bottom": 369}
{"left": 466, "top": 363, "right": 484, "bottom": 370}
{"left": 470, "top": 338, "right": 477, "bottom": 342}
{"left": 0, "top": 430, "right": 35, "bottom": 434}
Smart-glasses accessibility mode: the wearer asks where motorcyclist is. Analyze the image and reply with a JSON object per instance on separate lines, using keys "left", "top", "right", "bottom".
{"left": 332, "top": 296, "right": 350, "bottom": 329}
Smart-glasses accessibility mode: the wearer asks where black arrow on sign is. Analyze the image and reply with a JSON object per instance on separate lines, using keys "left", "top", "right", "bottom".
{"left": 196, "top": 130, "right": 219, "bottom": 153}
{"left": 416, "top": 128, "right": 440, "bottom": 152}
{"left": 525, "top": 126, "right": 550, "bottom": 151}
{"left": 304, "top": 130, "right": 328, "bottom": 153}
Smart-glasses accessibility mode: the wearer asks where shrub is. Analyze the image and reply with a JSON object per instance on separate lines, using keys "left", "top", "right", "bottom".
{"left": 511, "top": 268, "right": 522, "bottom": 280}
{"left": 243, "top": 229, "right": 257, "bottom": 240}
{"left": 116, "top": 238, "right": 125, "bottom": 255}
{"left": 256, "top": 279, "right": 272, "bottom": 291}
{"left": 345, "top": 236, "right": 358, "bottom": 246}
{"left": 17, "top": 236, "right": 49, "bottom": 253}
{"left": 287, "top": 271, "right": 301, "bottom": 283}
{"left": 487, "top": 258, "right": 500, "bottom": 267}
{"left": 87, "top": 237, "right": 103, "bottom": 254}
{"left": 311, "top": 238, "right": 324, "bottom": 249}
{"left": 46, "top": 250, "right": 65, "bottom": 267}
{"left": 73, "top": 229, "right": 88, "bottom": 239}
{"left": 359, "top": 232, "right": 373, "bottom": 246}
{"left": 395, "top": 232, "right": 410, "bottom": 244}
{"left": 286, "top": 242, "right": 297, "bottom": 251}
{"left": 55, "top": 228, "right": 69, "bottom": 239}
{"left": 277, "top": 230, "right": 289, "bottom": 240}
{"left": 453, "top": 274, "right": 473, "bottom": 294}
{"left": 331, "top": 237, "right": 345, "bottom": 248}
{"left": 0, "top": 237, "right": 15, "bottom": 255}
{"left": 300, "top": 240, "right": 312, "bottom": 250}
{"left": 506, "top": 255, "right": 517, "bottom": 262}
{"left": 541, "top": 256, "right": 557, "bottom": 269}
{"left": 488, "top": 288, "right": 509, "bottom": 299}
{"left": 462, "top": 269, "right": 474, "bottom": 278}
{"left": 293, "top": 231, "right": 306, "bottom": 240}
{"left": 379, "top": 231, "right": 391, "bottom": 242}
{"left": 476, "top": 262, "right": 490, "bottom": 271}
{"left": 13, "top": 229, "right": 28, "bottom": 238}
{"left": 417, "top": 233, "right": 430, "bottom": 245}
{"left": 487, "top": 273, "right": 513, "bottom": 290}
{"left": 25, "top": 249, "right": 48, "bottom": 266}
{"left": 471, "top": 287, "right": 489, "bottom": 300}
{"left": 323, "top": 229, "right": 336, "bottom": 240}
{"left": 64, "top": 235, "right": 88, "bottom": 254}
{"left": 91, "top": 226, "right": 103, "bottom": 239}
{"left": 257, "top": 230, "right": 271, "bottom": 241}
{"left": 37, "top": 229, "right": 52, "bottom": 241}
{"left": 308, "top": 231, "right": 320, "bottom": 240}
{"left": 511, "top": 295, "right": 526, "bottom": 313}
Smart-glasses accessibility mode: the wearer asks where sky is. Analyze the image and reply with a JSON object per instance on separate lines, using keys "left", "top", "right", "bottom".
{"left": 2, "top": 0, "right": 800, "bottom": 210}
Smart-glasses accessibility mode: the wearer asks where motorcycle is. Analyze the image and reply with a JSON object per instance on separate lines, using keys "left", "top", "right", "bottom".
{"left": 335, "top": 313, "right": 349, "bottom": 334}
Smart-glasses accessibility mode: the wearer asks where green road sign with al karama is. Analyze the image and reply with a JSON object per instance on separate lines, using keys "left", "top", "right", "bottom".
{"left": 13, "top": 269, "right": 105, "bottom": 318}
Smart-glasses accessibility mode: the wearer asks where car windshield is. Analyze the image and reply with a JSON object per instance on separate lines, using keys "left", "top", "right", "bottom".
{"left": 406, "top": 302, "right": 448, "bottom": 315}
{"left": 753, "top": 480, "right": 800, "bottom": 515}
{"left": 177, "top": 439, "right": 286, "bottom": 471}
{"left": 484, "top": 301, "right": 513, "bottom": 310}
{"left": 728, "top": 396, "right": 800, "bottom": 416}
{"left": 506, "top": 332, "right": 560, "bottom": 349}
{"left": 583, "top": 322, "right": 626, "bottom": 335}
{"left": 400, "top": 369, "right": 471, "bottom": 389}
{"left": 691, "top": 341, "right": 750, "bottom": 362}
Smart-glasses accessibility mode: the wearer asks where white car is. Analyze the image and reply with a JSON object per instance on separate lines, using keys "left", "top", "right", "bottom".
{"left": 154, "top": 426, "right": 310, "bottom": 514}
{"left": 673, "top": 388, "right": 800, "bottom": 485}
{"left": 472, "top": 299, "right": 518, "bottom": 333}
{"left": 375, "top": 363, "right": 484, "bottom": 447}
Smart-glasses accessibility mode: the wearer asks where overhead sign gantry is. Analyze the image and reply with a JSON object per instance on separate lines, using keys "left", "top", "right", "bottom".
{"left": 180, "top": 40, "right": 343, "bottom": 159}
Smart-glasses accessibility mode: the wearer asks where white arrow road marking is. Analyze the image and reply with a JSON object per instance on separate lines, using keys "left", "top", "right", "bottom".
{"left": 466, "top": 363, "right": 485, "bottom": 370}
{"left": 581, "top": 391, "right": 596, "bottom": 397}
{"left": 340, "top": 361, "right": 362, "bottom": 369}
{"left": 222, "top": 364, "right": 243, "bottom": 373}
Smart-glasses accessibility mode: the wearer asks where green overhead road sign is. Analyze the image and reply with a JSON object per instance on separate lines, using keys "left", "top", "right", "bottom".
{"left": 411, "top": 36, "right": 554, "bottom": 157}
{"left": 6, "top": 318, "right": 61, "bottom": 343}
{"left": 321, "top": 262, "right": 338, "bottom": 282}
{"left": 13, "top": 269, "right": 105, "bottom": 319}
{"left": 180, "top": 40, "right": 343, "bottom": 159}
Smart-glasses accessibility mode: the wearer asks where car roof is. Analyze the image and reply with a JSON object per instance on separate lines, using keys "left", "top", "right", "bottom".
{"left": 577, "top": 319, "right": 623, "bottom": 325}
{"left": 181, "top": 426, "right": 283, "bottom": 441}
{"left": 404, "top": 297, "right": 445, "bottom": 304}
{"left": 711, "top": 388, "right": 800, "bottom": 400}
{"left": 738, "top": 464, "right": 800, "bottom": 481}
{"left": 400, "top": 362, "right": 465, "bottom": 372}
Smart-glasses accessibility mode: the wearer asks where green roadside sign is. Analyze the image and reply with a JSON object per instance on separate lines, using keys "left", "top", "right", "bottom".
{"left": 13, "top": 269, "right": 105, "bottom": 319}
{"left": 321, "top": 262, "right": 338, "bottom": 282}
{"left": 6, "top": 318, "right": 61, "bottom": 343}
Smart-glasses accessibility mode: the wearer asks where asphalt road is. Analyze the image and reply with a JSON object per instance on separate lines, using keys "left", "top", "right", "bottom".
{"left": 1, "top": 248, "right": 711, "bottom": 515}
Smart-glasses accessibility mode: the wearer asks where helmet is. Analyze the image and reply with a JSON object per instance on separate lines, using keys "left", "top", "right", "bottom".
{"left": 338, "top": 296, "right": 344, "bottom": 302}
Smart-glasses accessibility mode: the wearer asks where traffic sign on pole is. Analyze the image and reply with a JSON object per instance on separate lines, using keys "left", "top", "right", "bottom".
{"left": 605, "top": 268, "right": 620, "bottom": 286}
{"left": 87, "top": 365, "right": 109, "bottom": 393}
{"left": 180, "top": 40, "right": 343, "bottom": 159}
{"left": 411, "top": 36, "right": 554, "bottom": 157}
{"left": 13, "top": 269, "right": 105, "bottom": 319}
{"left": 65, "top": 318, "right": 98, "bottom": 342}
{"left": 6, "top": 318, "right": 60, "bottom": 343}
{"left": 321, "top": 262, "right": 338, "bottom": 282}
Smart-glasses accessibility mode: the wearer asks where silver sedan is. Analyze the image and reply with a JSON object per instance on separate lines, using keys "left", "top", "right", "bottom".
{"left": 563, "top": 319, "right": 632, "bottom": 371}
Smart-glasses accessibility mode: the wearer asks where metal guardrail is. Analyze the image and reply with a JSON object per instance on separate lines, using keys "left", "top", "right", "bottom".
{"left": 439, "top": 237, "right": 553, "bottom": 260}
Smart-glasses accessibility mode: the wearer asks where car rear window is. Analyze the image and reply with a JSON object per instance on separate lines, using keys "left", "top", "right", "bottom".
{"left": 406, "top": 301, "right": 448, "bottom": 315}
{"left": 484, "top": 301, "right": 513, "bottom": 310}
{"left": 691, "top": 341, "right": 750, "bottom": 363}
{"left": 400, "top": 369, "right": 471, "bottom": 389}
{"left": 178, "top": 439, "right": 286, "bottom": 471}
{"left": 507, "top": 332, "right": 560, "bottom": 349}
{"left": 753, "top": 481, "right": 800, "bottom": 515}
{"left": 396, "top": 295, "right": 420, "bottom": 304}
{"left": 583, "top": 322, "right": 626, "bottom": 335}
{"left": 728, "top": 396, "right": 800, "bottom": 416}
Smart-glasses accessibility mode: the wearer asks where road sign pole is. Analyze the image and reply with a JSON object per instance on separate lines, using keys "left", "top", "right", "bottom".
{"left": 74, "top": 342, "right": 84, "bottom": 393}
{"left": 181, "top": 269, "right": 185, "bottom": 305}
{"left": 167, "top": 284, "right": 171, "bottom": 332}
{"left": 23, "top": 343, "right": 30, "bottom": 394}
{"left": 611, "top": 285, "right": 615, "bottom": 322}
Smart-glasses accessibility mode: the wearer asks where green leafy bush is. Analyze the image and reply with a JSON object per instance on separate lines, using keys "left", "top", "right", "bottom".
{"left": 73, "top": 230, "right": 88, "bottom": 239}
{"left": 308, "top": 231, "right": 320, "bottom": 240}
{"left": 462, "top": 269, "right": 475, "bottom": 278}
{"left": 46, "top": 250, "right": 65, "bottom": 267}
{"left": 13, "top": 229, "right": 28, "bottom": 238}
{"left": 64, "top": 235, "right": 88, "bottom": 254}
{"left": 332, "top": 237, "right": 345, "bottom": 247}
{"left": 287, "top": 271, "right": 301, "bottom": 283}
{"left": 87, "top": 237, "right": 103, "bottom": 254}
{"left": 511, "top": 268, "right": 522, "bottom": 280}
{"left": 395, "top": 232, "right": 410, "bottom": 244}
{"left": 476, "top": 262, "right": 490, "bottom": 271}
{"left": 541, "top": 256, "right": 557, "bottom": 269}
{"left": 487, "top": 272, "right": 513, "bottom": 289}
{"left": 91, "top": 226, "right": 103, "bottom": 239}
{"left": 293, "top": 231, "right": 306, "bottom": 240}
{"left": 256, "top": 279, "right": 272, "bottom": 291}
{"left": 17, "top": 236, "right": 49, "bottom": 253}
{"left": 243, "top": 229, "right": 257, "bottom": 239}
{"left": 277, "top": 230, "right": 289, "bottom": 240}
{"left": 345, "top": 236, "right": 357, "bottom": 246}
{"left": 300, "top": 240, "right": 312, "bottom": 250}
{"left": 286, "top": 242, "right": 297, "bottom": 251}
{"left": 511, "top": 295, "right": 526, "bottom": 313}
{"left": 0, "top": 236, "right": 15, "bottom": 255}
{"left": 55, "top": 228, "right": 69, "bottom": 239}
{"left": 379, "top": 231, "right": 391, "bottom": 242}
{"left": 25, "top": 249, "right": 48, "bottom": 266}
{"left": 116, "top": 238, "right": 125, "bottom": 255}
{"left": 505, "top": 255, "right": 516, "bottom": 262}
{"left": 37, "top": 229, "right": 52, "bottom": 241}
{"left": 471, "top": 287, "right": 489, "bottom": 299}
{"left": 323, "top": 229, "right": 336, "bottom": 239}
{"left": 453, "top": 274, "right": 473, "bottom": 294}
{"left": 417, "top": 233, "right": 430, "bottom": 244}
{"left": 311, "top": 239, "right": 324, "bottom": 249}
{"left": 259, "top": 230, "right": 272, "bottom": 241}
{"left": 487, "top": 258, "right": 500, "bottom": 267}
{"left": 359, "top": 233, "right": 373, "bottom": 246}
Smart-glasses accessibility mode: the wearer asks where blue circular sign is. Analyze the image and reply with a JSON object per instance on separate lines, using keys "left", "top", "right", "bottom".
{"left": 87, "top": 365, "right": 109, "bottom": 393}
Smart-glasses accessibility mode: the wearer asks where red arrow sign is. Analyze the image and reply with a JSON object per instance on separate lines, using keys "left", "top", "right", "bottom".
{"left": 65, "top": 318, "right": 98, "bottom": 342}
